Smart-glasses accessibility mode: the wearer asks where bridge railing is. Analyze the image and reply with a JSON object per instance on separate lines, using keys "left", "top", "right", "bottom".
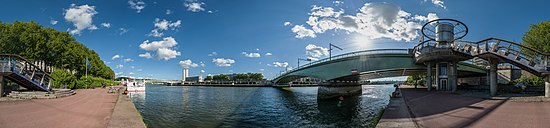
{"left": 414, "top": 38, "right": 549, "bottom": 72}
{"left": 275, "top": 49, "right": 410, "bottom": 79}
{"left": 0, "top": 54, "right": 54, "bottom": 91}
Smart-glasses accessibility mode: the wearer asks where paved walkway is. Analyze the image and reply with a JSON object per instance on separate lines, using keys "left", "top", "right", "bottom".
{"left": 0, "top": 88, "right": 117, "bottom": 128}
{"left": 378, "top": 85, "right": 550, "bottom": 128}
{"left": 376, "top": 91, "right": 417, "bottom": 128}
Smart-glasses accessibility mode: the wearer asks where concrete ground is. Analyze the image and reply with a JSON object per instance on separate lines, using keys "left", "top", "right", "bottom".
{"left": 0, "top": 88, "right": 117, "bottom": 128}
{"left": 378, "top": 85, "right": 550, "bottom": 128}
{"left": 107, "top": 88, "right": 146, "bottom": 128}
{"left": 0, "top": 86, "right": 146, "bottom": 128}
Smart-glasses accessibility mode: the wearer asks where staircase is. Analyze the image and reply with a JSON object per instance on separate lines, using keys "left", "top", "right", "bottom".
{"left": 0, "top": 54, "right": 54, "bottom": 92}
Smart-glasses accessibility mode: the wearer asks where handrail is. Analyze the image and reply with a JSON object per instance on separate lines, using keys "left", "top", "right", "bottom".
{"left": 0, "top": 54, "right": 54, "bottom": 91}
{"left": 0, "top": 54, "right": 54, "bottom": 78}
{"left": 413, "top": 37, "right": 549, "bottom": 74}
{"left": 274, "top": 49, "right": 410, "bottom": 80}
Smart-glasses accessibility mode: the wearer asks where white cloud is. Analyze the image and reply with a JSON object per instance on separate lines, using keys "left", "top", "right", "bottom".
{"left": 200, "top": 61, "right": 206, "bottom": 67}
{"left": 116, "top": 72, "right": 123, "bottom": 76}
{"left": 430, "top": 0, "right": 446, "bottom": 9}
{"left": 139, "top": 37, "right": 178, "bottom": 51}
{"left": 208, "top": 52, "right": 217, "bottom": 56}
{"left": 137, "top": 69, "right": 143, "bottom": 72}
{"left": 242, "top": 52, "right": 261, "bottom": 58}
{"left": 413, "top": 13, "right": 439, "bottom": 22}
{"left": 305, "top": 44, "right": 329, "bottom": 60}
{"left": 184, "top": 2, "right": 205, "bottom": 12}
{"left": 272, "top": 62, "right": 289, "bottom": 67}
{"left": 156, "top": 48, "right": 181, "bottom": 60}
{"left": 139, "top": 37, "right": 181, "bottom": 60}
{"left": 265, "top": 53, "right": 272, "bottom": 56}
{"left": 116, "top": 64, "right": 124, "bottom": 69}
{"left": 131, "top": 66, "right": 135, "bottom": 69}
{"left": 64, "top": 4, "right": 98, "bottom": 35}
{"left": 166, "top": 9, "right": 172, "bottom": 15}
{"left": 50, "top": 19, "right": 58, "bottom": 25}
{"left": 291, "top": 25, "right": 316, "bottom": 38}
{"left": 128, "top": 0, "right": 146, "bottom": 13}
{"left": 200, "top": 70, "right": 205, "bottom": 73}
{"left": 149, "top": 18, "right": 182, "bottom": 37}
{"left": 259, "top": 69, "right": 265, "bottom": 71}
{"left": 212, "top": 58, "right": 235, "bottom": 67}
{"left": 333, "top": 1, "right": 344, "bottom": 5}
{"left": 291, "top": 3, "right": 438, "bottom": 42}
{"left": 283, "top": 21, "right": 292, "bottom": 26}
{"left": 112, "top": 55, "right": 122, "bottom": 60}
{"left": 139, "top": 52, "right": 152, "bottom": 59}
{"left": 123, "top": 58, "right": 134, "bottom": 62}
{"left": 101, "top": 22, "right": 111, "bottom": 28}
{"left": 179, "top": 59, "right": 199, "bottom": 68}
{"left": 119, "top": 28, "right": 129, "bottom": 35}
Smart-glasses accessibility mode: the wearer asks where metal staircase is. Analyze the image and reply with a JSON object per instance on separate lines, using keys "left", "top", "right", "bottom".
{"left": 415, "top": 38, "right": 550, "bottom": 76}
{"left": 0, "top": 54, "right": 53, "bottom": 92}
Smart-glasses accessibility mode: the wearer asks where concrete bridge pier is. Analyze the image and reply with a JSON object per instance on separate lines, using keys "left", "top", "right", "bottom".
{"left": 489, "top": 58, "right": 498, "bottom": 96}
{"left": 0, "top": 75, "right": 3, "bottom": 97}
{"left": 450, "top": 61, "right": 458, "bottom": 92}
{"left": 426, "top": 62, "right": 432, "bottom": 91}
{"left": 545, "top": 76, "right": 550, "bottom": 98}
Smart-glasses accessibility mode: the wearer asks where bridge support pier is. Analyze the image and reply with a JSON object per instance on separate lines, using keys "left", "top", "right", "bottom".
{"left": 545, "top": 76, "right": 550, "bottom": 98}
{"left": 426, "top": 62, "right": 432, "bottom": 91}
{"left": 450, "top": 61, "right": 458, "bottom": 92}
{"left": 0, "top": 75, "right": 3, "bottom": 97}
{"left": 489, "top": 59, "right": 498, "bottom": 96}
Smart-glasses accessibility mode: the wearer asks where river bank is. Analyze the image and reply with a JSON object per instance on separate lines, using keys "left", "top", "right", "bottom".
{"left": 107, "top": 86, "right": 146, "bottom": 128}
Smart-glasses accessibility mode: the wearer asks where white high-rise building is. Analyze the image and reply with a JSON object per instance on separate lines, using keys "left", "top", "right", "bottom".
{"left": 182, "top": 68, "right": 189, "bottom": 81}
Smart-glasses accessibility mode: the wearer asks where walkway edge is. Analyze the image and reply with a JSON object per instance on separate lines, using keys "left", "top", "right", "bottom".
{"left": 376, "top": 89, "right": 418, "bottom": 128}
{"left": 107, "top": 87, "right": 146, "bottom": 128}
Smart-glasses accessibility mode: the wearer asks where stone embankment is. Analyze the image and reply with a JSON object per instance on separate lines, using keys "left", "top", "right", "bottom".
{"left": 7, "top": 89, "right": 75, "bottom": 99}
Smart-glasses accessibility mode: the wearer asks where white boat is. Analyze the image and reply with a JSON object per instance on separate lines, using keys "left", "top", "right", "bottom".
{"left": 125, "top": 78, "right": 146, "bottom": 92}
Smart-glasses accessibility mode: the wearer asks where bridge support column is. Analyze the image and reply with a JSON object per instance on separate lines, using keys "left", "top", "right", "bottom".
{"left": 489, "top": 59, "right": 498, "bottom": 96}
{"left": 450, "top": 61, "right": 458, "bottom": 92}
{"left": 0, "top": 75, "right": 4, "bottom": 97}
{"left": 545, "top": 76, "right": 550, "bottom": 98}
{"left": 435, "top": 63, "right": 440, "bottom": 90}
{"left": 426, "top": 62, "right": 432, "bottom": 91}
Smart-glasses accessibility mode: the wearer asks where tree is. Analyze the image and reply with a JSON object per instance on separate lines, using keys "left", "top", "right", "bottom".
{"left": 405, "top": 74, "right": 425, "bottom": 88}
{"left": 522, "top": 21, "right": 550, "bottom": 54}
{"left": 212, "top": 74, "right": 230, "bottom": 81}
{"left": 51, "top": 68, "right": 77, "bottom": 89}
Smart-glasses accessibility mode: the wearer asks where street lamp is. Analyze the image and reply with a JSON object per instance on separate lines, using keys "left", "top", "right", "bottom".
{"left": 329, "top": 43, "right": 343, "bottom": 60}
{"left": 298, "top": 58, "right": 312, "bottom": 67}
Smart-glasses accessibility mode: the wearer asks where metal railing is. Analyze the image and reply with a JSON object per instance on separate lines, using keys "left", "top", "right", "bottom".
{"left": 0, "top": 54, "right": 53, "bottom": 91}
{"left": 274, "top": 49, "right": 410, "bottom": 80}
{"left": 413, "top": 38, "right": 550, "bottom": 73}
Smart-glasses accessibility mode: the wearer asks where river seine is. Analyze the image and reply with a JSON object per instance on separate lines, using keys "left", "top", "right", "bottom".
{"left": 131, "top": 84, "right": 393, "bottom": 128}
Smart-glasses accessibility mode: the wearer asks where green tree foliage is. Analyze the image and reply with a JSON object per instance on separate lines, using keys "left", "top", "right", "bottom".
{"left": 204, "top": 76, "right": 213, "bottom": 81}
{"left": 0, "top": 21, "right": 114, "bottom": 81}
{"left": 51, "top": 69, "right": 77, "bottom": 89}
{"left": 212, "top": 74, "right": 230, "bottom": 81}
{"left": 522, "top": 21, "right": 550, "bottom": 54}
{"left": 515, "top": 76, "right": 545, "bottom": 86}
{"left": 405, "top": 74, "right": 425, "bottom": 88}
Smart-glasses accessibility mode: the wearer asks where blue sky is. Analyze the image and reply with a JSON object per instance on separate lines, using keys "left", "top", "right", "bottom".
{"left": 0, "top": 0, "right": 549, "bottom": 80}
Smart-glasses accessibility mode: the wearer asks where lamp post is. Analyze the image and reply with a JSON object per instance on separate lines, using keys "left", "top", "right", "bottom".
{"left": 329, "top": 43, "right": 343, "bottom": 60}
{"left": 298, "top": 58, "right": 312, "bottom": 67}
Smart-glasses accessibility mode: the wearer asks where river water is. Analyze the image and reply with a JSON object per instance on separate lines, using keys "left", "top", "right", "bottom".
{"left": 131, "top": 84, "right": 394, "bottom": 128}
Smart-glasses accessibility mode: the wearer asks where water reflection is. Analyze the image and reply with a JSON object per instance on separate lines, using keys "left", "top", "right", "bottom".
{"left": 132, "top": 84, "right": 393, "bottom": 128}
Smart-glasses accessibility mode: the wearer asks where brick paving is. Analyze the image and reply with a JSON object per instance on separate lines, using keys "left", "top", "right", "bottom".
{"left": 378, "top": 85, "right": 550, "bottom": 128}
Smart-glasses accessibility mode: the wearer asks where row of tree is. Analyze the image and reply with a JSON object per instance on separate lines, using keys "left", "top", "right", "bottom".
{"left": 0, "top": 21, "right": 114, "bottom": 80}
{"left": 204, "top": 73, "right": 264, "bottom": 81}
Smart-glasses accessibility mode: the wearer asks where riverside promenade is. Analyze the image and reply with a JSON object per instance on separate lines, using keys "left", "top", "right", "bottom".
{"left": 0, "top": 87, "right": 145, "bottom": 128}
{"left": 378, "top": 85, "right": 550, "bottom": 128}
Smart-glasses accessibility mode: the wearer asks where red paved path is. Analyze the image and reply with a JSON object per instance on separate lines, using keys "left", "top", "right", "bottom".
{"left": 399, "top": 86, "right": 550, "bottom": 128}
{"left": 0, "top": 88, "right": 117, "bottom": 128}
